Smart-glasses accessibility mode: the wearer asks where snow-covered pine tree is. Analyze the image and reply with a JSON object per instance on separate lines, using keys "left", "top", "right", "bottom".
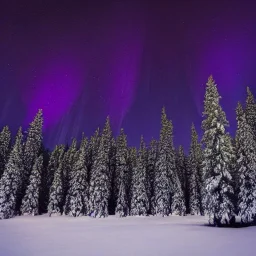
{"left": 18, "top": 109, "right": 43, "bottom": 213}
{"left": 115, "top": 129, "right": 129, "bottom": 217}
{"left": 45, "top": 145, "right": 65, "bottom": 208}
{"left": 155, "top": 108, "right": 185, "bottom": 216}
{"left": 170, "top": 145, "right": 186, "bottom": 216}
{"left": 38, "top": 147, "right": 50, "bottom": 214}
{"left": 188, "top": 123, "right": 203, "bottom": 215}
{"left": 202, "top": 75, "right": 235, "bottom": 226}
{"left": 116, "top": 179, "right": 129, "bottom": 217}
{"left": 101, "top": 117, "right": 112, "bottom": 198}
{"left": 234, "top": 102, "right": 244, "bottom": 214}
{"left": 154, "top": 108, "right": 172, "bottom": 217}
{"left": 0, "top": 128, "right": 23, "bottom": 219}
{"left": 88, "top": 118, "right": 112, "bottom": 218}
{"left": 47, "top": 160, "right": 64, "bottom": 217}
{"left": 236, "top": 102, "right": 256, "bottom": 225}
{"left": 130, "top": 136, "right": 149, "bottom": 216}
{"left": 23, "top": 109, "right": 43, "bottom": 178}
{"left": 224, "top": 133, "right": 237, "bottom": 213}
{"left": 65, "top": 137, "right": 89, "bottom": 217}
{"left": 245, "top": 87, "right": 256, "bottom": 138}
{"left": 0, "top": 126, "right": 11, "bottom": 179}
{"left": 127, "top": 147, "right": 137, "bottom": 211}
{"left": 88, "top": 141, "right": 109, "bottom": 218}
{"left": 20, "top": 155, "right": 43, "bottom": 216}
{"left": 176, "top": 145, "right": 187, "bottom": 211}
{"left": 146, "top": 139, "right": 158, "bottom": 215}
{"left": 63, "top": 138, "right": 78, "bottom": 215}
{"left": 108, "top": 137, "right": 117, "bottom": 214}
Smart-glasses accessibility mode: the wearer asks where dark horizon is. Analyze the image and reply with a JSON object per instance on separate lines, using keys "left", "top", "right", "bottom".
{"left": 1, "top": 0, "right": 255, "bottom": 151}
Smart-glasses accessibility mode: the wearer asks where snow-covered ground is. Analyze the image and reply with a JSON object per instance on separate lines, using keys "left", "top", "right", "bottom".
{"left": 0, "top": 215, "right": 255, "bottom": 256}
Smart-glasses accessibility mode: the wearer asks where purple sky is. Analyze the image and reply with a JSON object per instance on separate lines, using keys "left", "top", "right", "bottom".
{"left": 0, "top": 1, "right": 255, "bottom": 151}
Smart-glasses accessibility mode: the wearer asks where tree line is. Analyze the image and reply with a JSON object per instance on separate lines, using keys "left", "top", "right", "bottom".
{"left": 0, "top": 75, "right": 255, "bottom": 227}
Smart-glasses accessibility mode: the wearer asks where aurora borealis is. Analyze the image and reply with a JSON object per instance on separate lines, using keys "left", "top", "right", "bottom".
{"left": 1, "top": 1, "right": 255, "bottom": 150}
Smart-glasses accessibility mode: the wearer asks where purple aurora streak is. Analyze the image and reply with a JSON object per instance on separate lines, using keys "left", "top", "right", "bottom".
{"left": 22, "top": 55, "right": 84, "bottom": 130}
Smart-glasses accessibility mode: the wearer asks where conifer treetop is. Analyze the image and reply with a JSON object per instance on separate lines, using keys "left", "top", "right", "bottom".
{"left": 246, "top": 87, "right": 255, "bottom": 105}
{"left": 202, "top": 75, "right": 229, "bottom": 144}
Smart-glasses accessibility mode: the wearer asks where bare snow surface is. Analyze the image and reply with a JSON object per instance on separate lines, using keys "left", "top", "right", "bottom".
{"left": 0, "top": 215, "right": 255, "bottom": 256}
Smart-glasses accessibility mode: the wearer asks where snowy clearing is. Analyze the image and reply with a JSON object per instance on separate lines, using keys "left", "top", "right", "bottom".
{"left": 0, "top": 215, "right": 255, "bottom": 256}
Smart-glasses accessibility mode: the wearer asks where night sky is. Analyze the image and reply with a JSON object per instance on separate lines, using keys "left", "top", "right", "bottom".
{"left": 1, "top": 1, "right": 255, "bottom": 151}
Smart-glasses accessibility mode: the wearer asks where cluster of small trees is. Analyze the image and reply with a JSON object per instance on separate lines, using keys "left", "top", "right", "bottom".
{"left": 0, "top": 75, "right": 255, "bottom": 227}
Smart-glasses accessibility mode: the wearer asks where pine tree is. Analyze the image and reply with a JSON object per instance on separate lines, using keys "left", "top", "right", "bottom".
{"left": 130, "top": 136, "right": 149, "bottom": 216}
{"left": 108, "top": 138, "right": 117, "bottom": 214}
{"left": 0, "top": 128, "right": 23, "bottom": 219}
{"left": 20, "top": 155, "right": 43, "bottom": 216}
{"left": 65, "top": 137, "right": 89, "bottom": 217}
{"left": 88, "top": 118, "right": 112, "bottom": 218}
{"left": 0, "top": 126, "right": 11, "bottom": 179}
{"left": 236, "top": 103, "right": 256, "bottom": 224}
{"left": 45, "top": 145, "right": 65, "bottom": 208}
{"left": 18, "top": 109, "right": 43, "bottom": 213}
{"left": 115, "top": 129, "right": 129, "bottom": 217}
{"left": 146, "top": 139, "right": 158, "bottom": 215}
{"left": 63, "top": 138, "right": 78, "bottom": 215}
{"left": 154, "top": 108, "right": 172, "bottom": 216}
{"left": 202, "top": 76, "right": 235, "bottom": 226}
{"left": 23, "top": 109, "right": 43, "bottom": 178}
{"left": 188, "top": 124, "right": 203, "bottom": 215}
{"left": 101, "top": 117, "right": 112, "bottom": 198}
{"left": 88, "top": 139, "right": 110, "bottom": 217}
{"left": 176, "top": 146, "right": 187, "bottom": 209}
{"left": 234, "top": 102, "right": 244, "bottom": 213}
{"left": 155, "top": 108, "right": 185, "bottom": 216}
{"left": 38, "top": 147, "right": 50, "bottom": 214}
{"left": 171, "top": 175, "right": 186, "bottom": 216}
{"left": 245, "top": 87, "right": 256, "bottom": 137}
{"left": 115, "top": 179, "right": 129, "bottom": 217}
{"left": 127, "top": 147, "right": 137, "bottom": 211}
{"left": 48, "top": 161, "right": 64, "bottom": 216}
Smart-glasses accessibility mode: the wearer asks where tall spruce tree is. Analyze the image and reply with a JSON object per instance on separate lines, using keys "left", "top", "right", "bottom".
{"left": 146, "top": 139, "right": 158, "bottom": 215}
{"left": 88, "top": 118, "right": 112, "bottom": 218}
{"left": 127, "top": 147, "right": 137, "bottom": 210}
{"left": 0, "top": 126, "right": 11, "bottom": 179}
{"left": 101, "top": 117, "right": 112, "bottom": 198}
{"left": 48, "top": 160, "right": 64, "bottom": 216}
{"left": 63, "top": 138, "right": 78, "bottom": 215}
{"left": 245, "top": 87, "right": 256, "bottom": 137}
{"left": 0, "top": 128, "right": 23, "bottom": 219}
{"left": 188, "top": 124, "right": 203, "bottom": 215}
{"left": 45, "top": 145, "right": 65, "bottom": 208}
{"left": 236, "top": 103, "right": 256, "bottom": 224}
{"left": 108, "top": 138, "right": 117, "bottom": 214}
{"left": 65, "top": 137, "right": 89, "bottom": 217}
{"left": 202, "top": 76, "right": 235, "bottom": 226}
{"left": 234, "top": 102, "right": 244, "bottom": 213}
{"left": 38, "top": 147, "right": 50, "bottom": 214}
{"left": 176, "top": 146, "right": 187, "bottom": 210}
{"left": 154, "top": 108, "right": 172, "bottom": 216}
{"left": 130, "top": 136, "right": 149, "bottom": 216}
{"left": 155, "top": 108, "right": 185, "bottom": 216}
{"left": 20, "top": 155, "right": 43, "bottom": 216}
{"left": 171, "top": 172, "right": 186, "bottom": 216}
{"left": 116, "top": 179, "right": 129, "bottom": 217}
{"left": 18, "top": 109, "right": 43, "bottom": 213}
{"left": 115, "top": 129, "right": 129, "bottom": 217}
{"left": 23, "top": 109, "right": 43, "bottom": 178}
